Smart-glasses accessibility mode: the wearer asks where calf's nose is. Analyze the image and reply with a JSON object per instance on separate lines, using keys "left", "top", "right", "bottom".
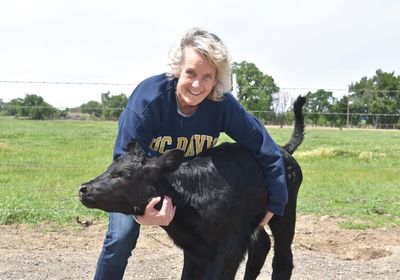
{"left": 79, "top": 185, "right": 88, "bottom": 194}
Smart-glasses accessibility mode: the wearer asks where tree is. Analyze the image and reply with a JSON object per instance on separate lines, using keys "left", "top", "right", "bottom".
{"left": 304, "top": 90, "right": 335, "bottom": 126}
{"left": 101, "top": 92, "right": 128, "bottom": 120}
{"left": 349, "top": 69, "right": 400, "bottom": 128}
{"left": 5, "top": 98, "right": 24, "bottom": 116}
{"left": 233, "top": 61, "right": 279, "bottom": 123}
{"left": 331, "top": 95, "right": 349, "bottom": 127}
{"left": 22, "top": 94, "right": 57, "bottom": 119}
{"left": 272, "top": 90, "right": 294, "bottom": 127}
{"left": 6, "top": 94, "right": 56, "bottom": 119}
{"left": 0, "top": 99, "right": 4, "bottom": 113}
{"left": 81, "top": 101, "right": 103, "bottom": 118}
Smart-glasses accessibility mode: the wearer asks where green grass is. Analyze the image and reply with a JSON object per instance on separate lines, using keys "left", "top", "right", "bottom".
{"left": 293, "top": 128, "right": 399, "bottom": 229}
{"left": 0, "top": 117, "right": 116, "bottom": 224}
{"left": 1, "top": 117, "right": 399, "bottom": 229}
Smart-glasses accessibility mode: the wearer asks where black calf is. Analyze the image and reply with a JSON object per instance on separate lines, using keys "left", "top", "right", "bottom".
{"left": 80, "top": 96, "right": 306, "bottom": 279}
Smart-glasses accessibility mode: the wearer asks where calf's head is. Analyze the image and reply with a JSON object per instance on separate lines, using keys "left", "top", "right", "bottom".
{"left": 79, "top": 142, "right": 184, "bottom": 215}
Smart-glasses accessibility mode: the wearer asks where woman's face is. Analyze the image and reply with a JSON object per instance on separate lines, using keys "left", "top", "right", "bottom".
{"left": 176, "top": 46, "right": 217, "bottom": 115}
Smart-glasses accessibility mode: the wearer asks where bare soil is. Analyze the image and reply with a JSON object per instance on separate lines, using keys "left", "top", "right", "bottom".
{"left": 0, "top": 215, "right": 399, "bottom": 280}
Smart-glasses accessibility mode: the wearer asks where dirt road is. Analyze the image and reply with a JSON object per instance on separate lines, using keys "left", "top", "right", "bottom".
{"left": 1, "top": 215, "right": 399, "bottom": 279}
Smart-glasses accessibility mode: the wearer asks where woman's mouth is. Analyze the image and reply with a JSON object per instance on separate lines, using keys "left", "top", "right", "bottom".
{"left": 188, "top": 89, "right": 202, "bottom": 96}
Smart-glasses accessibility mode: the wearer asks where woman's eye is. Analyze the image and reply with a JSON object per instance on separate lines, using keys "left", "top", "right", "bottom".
{"left": 203, "top": 75, "right": 213, "bottom": 81}
{"left": 185, "top": 70, "right": 195, "bottom": 77}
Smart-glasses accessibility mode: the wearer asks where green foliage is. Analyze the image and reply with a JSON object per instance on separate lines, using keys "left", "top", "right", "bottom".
{"left": 301, "top": 69, "right": 400, "bottom": 128}
{"left": 331, "top": 96, "right": 348, "bottom": 127}
{"left": 4, "top": 94, "right": 58, "bottom": 120}
{"left": 81, "top": 92, "right": 128, "bottom": 120}
{"left": 5, "top": 98, "right": 24, "bottom": 116}
{"left": 23, "top": 94, "right": 57, "bottom": 119}
{"left": 101, "top": 92, "right": 128, "bottom": 120}
{"left": 3, "top": 92, "right": 128, "bottom": 121}
{"left": 80, "top": 92, "right": 128, "bottom": 120}
{"left": 81, "top": 100, "right": 103, "bottom": 118}
{"left": 231, "top": 65, "right": 400, "bottom": 128}
{"left": 0, "top": 99, "right": 5, "bottom": 114}
{"left": 304, "top": 90, "right": 336, "bottom": 126}
{"left": 349, "top": 69, "right": 400, "bottom": 127}
{"left": 233, "top": 61, "right": 278, "bottom": 123}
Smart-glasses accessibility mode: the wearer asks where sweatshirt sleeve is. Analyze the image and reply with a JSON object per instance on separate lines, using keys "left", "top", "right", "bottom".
{"left": 221, "top": 94, "right": 288, "bottom": 216}
{"left": 113, "top": 74, "right": 169, "bottom": 160}
{"left": 113, "top": 108, "right": 153, "bottom": 160}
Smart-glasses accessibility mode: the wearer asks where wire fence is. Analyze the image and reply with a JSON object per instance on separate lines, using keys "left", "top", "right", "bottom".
{"left": 2, "top": 103, "right": 399, "bottom": 130}
{"left": 1, "top": 79, "right": 399, "bottom": 125}
{"left": 2, "top": 79, "right": 400, "bottom": 93}
{"left": 2, "top": 104, "right": 400, "bottom": 117}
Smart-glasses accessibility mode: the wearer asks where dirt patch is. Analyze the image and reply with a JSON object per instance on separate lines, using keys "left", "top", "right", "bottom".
{"left": 0, "top": 215, "right": 399, "bottom": 279}
{"left": 294, "top": 215, "right": 398, "bottom": 261}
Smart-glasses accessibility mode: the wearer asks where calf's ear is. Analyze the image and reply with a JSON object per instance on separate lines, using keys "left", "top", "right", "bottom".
{"left": 127, "top": 141, "right": 147, "bottom": 157}
{"left": 156, "top": 149, "right": 185, "bottom": 173}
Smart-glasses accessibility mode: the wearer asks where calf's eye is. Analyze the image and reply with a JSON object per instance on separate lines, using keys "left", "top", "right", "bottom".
{"left": 111, "top": 172, "right": 121, "bottom": 178}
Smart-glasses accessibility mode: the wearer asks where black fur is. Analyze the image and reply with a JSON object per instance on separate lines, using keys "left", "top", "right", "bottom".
{"left": 80, "top": 96, "right": 306, "bottom": 279}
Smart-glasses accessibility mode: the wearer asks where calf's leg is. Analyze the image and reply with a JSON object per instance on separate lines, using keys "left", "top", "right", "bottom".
{"left": 243, "top": 227, "right": 270, "bottom": 280}
{"left": 268, "top": 156, "right": 302, "bottom": 279}
{"left": 269, "top": 201, "right": 297, "bottom": 280}
{"left": 208, "top": 236, "right": 250, "bottom": 280}
{"left": 181, "top": 251, "right": 208, "bottom": 280}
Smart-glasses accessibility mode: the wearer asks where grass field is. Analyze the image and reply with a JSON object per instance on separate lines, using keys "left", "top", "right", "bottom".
{"left": 0, "top": 117, "right": 399, "bottom": 229}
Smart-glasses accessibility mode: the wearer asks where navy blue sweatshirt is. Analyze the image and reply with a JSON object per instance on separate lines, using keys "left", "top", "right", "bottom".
{"left": 114, "top": 74, "right": 288, "bottom": 215}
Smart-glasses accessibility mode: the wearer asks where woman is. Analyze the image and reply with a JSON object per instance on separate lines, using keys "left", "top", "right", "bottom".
{"left": 94, "top": 27, "right": 287, "bottom": 280}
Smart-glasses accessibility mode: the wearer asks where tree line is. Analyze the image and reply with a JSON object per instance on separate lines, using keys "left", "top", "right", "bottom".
{"left": 0, "top": 92, "right": 127, "bottom": 121}
{"left": 1, "top": 63, "right": 399, "bottom": 128}
{"left": 233, "top": 63, "right": 399, "bottom": 129}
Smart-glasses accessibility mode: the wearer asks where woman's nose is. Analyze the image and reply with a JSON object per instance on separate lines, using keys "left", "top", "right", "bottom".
{"left": 191, "top": 79, "right": 202, "bottom": 88}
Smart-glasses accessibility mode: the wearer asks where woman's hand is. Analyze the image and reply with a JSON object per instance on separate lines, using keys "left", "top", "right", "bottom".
{"left": 135, "top": 196, "right": 176, "bottom": 226}
{"left": 259, "top": 211, "right": 274, "bottom": 226}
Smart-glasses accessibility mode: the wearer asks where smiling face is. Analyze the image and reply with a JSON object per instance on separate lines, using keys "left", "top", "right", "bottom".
{"left": 175, "top": 46, "right": 218, "bottom": 115}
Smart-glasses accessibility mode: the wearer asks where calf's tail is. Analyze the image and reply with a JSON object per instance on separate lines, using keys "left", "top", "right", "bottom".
{"left": 283, "top": 95, "right": 306, "bottom": 155}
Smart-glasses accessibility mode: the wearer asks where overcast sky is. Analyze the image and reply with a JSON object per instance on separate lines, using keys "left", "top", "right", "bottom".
{"left": 1, "top": 0, "right": 399, "bottom": 108}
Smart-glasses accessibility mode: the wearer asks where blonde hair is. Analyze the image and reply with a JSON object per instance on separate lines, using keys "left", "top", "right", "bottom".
{"left": 167, "top": 27, "right": 232, "bottom": 101}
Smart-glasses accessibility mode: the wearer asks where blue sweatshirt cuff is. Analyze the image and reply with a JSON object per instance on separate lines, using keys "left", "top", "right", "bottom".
{"left": 266, "top": 201, "right": 286, "bottom": 216}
